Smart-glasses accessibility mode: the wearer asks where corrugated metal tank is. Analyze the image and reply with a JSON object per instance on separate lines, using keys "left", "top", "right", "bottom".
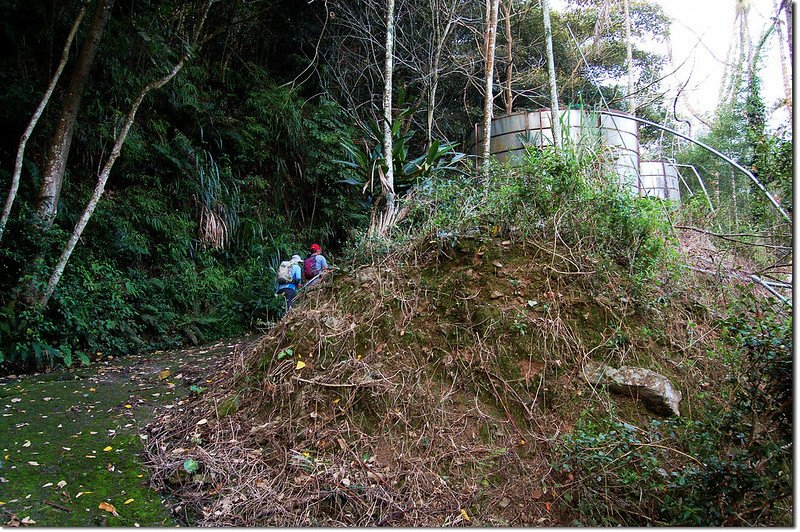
{"left": 472, "top": 108, "right": 593, "bottom": 164}
{"left": 597, "top": 111, "right": 640, "bottom": 195}
{"left": 639, "top": 160, "right": 681, "bottom": 202}
{"left": 472, "top": 109, "right": 644, "bottom": 196}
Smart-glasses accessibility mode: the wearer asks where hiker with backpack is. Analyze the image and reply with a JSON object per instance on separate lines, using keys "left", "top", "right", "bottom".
{"left": 276, "top": 254, "right": 303, "bottom": 309}
{"left": 303, "top": 243, "right": 329, "bottom": 287}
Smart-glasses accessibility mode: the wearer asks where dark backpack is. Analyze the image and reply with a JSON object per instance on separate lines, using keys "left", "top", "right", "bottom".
{"left": 303, "top": 255, "right": 316, "bottom": 280}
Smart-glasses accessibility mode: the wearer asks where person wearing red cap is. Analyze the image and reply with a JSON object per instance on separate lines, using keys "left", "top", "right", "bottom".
{"left": 303, "top": 243, "right": 328, "bottom": 286}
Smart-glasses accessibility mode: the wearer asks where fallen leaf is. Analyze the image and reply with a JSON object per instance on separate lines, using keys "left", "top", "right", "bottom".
{"left": 10, "top": 398, "right": 21, "bottom": 403}
{"left": 124, "top": 499, "right": 134, "bottom": 505}
{"left": 183, "top": 459, "right": 199, "bottom": 474}
{"left": 545, "top": 502, "right": 552, "bottom": 511}
{"left": 103, "top": 446, "right": 113, "bottom": 452}
{"left": 124, "top": 405, "right": 132, "bottom": 409}
{"left": 20, "top": 517, "right": 36, "bottom": 525}
{"left": 196, "top": 419, "right": 208, "bottom": 426}
{"left": 27, "top": 461, "right": 39, "bottom": 466}
{"left": 296, "top": 360, "right": 307, "bottom": 370}
{"left": 532, "top": 489, "right": 543, "bottom": 500}
{"left": 62, "top": 447, "right": 71, "bottom": 451}
{"left": 158, "top": 370, "right": 171, "bottom": 381}
{"left": 57, "top": 480, "right": 67, "bottom": 489}
{"left": 22, "top": 441, "right": 30, "bottom": 448}
{"left": 459, "top": 509, "right": 471, "bottom": 522}
{"left": 43, "top": 397, "right": 52, "bottom": 402}
{"left": 42, "top": 483, "right": 53, "bottom": 488}
{"left": 98, "top": 501, "right": 119, "bottom": 517}
{"left": 89, "top": 388, "right": 96, "bottom": 392}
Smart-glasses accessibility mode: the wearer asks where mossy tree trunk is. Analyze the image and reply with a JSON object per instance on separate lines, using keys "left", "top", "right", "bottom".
{"left": 34, "top": 0, "right": 115, "bottom": 228}
{"left": 0, "top": 4, "right": 88, "bottom": 242}
{"left": 542, "top": 0, "right": 561, "bottom": 150}
{"left": 480, "top": 0, "right": 500, "bottom": 174}
{"left": 374, "top": 0, "right": 397, "bottom": 237}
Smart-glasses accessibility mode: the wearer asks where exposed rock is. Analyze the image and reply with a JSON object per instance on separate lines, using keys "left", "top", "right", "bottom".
{"left": 354, "top": 267, "right": 379, "bottom": 284}
{"left": 582, "top": 361, "right": 682, "bottom": 416}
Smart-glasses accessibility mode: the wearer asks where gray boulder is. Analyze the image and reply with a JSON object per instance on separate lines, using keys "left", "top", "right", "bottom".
{"left": 582, "top": 361, "right": 682, "bottom": 416}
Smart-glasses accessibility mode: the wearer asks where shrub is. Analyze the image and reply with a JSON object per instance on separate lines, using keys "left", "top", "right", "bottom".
{"left": 555, "top": 298, "right": 792, "bottom": 526}
{"left": 388, "top": 146, "right": 676, "bottom": 286}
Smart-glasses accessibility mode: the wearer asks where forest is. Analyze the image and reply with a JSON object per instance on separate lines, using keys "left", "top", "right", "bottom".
{"left": 0, "top": 0, "right": 793, "bottom": 527}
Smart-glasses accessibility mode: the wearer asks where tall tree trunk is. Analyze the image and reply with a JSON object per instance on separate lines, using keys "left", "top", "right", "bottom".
{"left": 0, "top": 5, "right": 88, "bottom": 243}
{"left": 481, "top": 0, "right": 500, "bottom": 174}
{"left": 622, "top": 0, "right": 635, "bottom": 114}
{"left": 37, "top": 59, "right": 187, "bottom": 309}
{"left": 35, "top": 0, "right": 114, "bottom": 227}
{"left": 775, "top": 0, "right": 792, "bottom": 122}
{"left": 425, "top": 0, "right": 458, "bottom": 149}
{"left": 426, "top": 71, "right": 439, "bottom": 149}
{"left": 542, "top": 0, "right": 562, "bottom": 150}
{"left": 782, "top": 0, "right": 792, "bottom": 65}
{"left": 719, "top": 2, "right": 752, "bottom": 109}
{"left": 502, "top": 0, "right": 513, "bottom": 115}
{"left": 377, "top": 0, "right": 396, "bottom": 237}
{"left": 36, "top": 0, "right": 214, "bottom": 310}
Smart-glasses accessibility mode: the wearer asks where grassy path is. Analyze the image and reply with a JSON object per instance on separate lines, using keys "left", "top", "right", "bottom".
{"left": 0, "top": 338, "right": 247, "bottom": 527}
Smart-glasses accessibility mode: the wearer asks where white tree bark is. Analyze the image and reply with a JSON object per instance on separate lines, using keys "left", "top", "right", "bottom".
{"left": 774, "top": 1, "right": 792, "bottom": 122}
{"left": 622, "top": 0, "right": 635, "bottom": 114}
{"left": 481, "top": 0, "right": 500, "bottom": 174}
{"left": 782, "top": 0, "right": 792, "bottom": 65}
{"left": 37, "top": 58, "right": 189, "bottom": 308}
{"left": 37, "top": 60, "right": 187, "bottom": 309}
{"left": 502, "top": 0, "right": 513, "bottom": 115}
{"left": 378, "top": 0, "right": 396, "bottom": 236}
{"left": 0, "top": 6, "right": 87, "bottom": 242}
{"left": 35, "top": 0, "right": 214, "bottom": 310}
{"left": 542, "top": 0, "right": 562, "bottom": 150}
{"left": 425, "top": 0, "right": 458, "bottom": 148}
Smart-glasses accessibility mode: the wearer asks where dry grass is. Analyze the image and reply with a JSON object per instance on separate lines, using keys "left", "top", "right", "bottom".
{"left": 142, "top": 235, "right": 732, "bottom": 526}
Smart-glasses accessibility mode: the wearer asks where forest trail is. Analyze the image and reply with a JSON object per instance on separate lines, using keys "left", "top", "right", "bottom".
{"left": 0, "top": 337, "right": 250, "bottom": 526}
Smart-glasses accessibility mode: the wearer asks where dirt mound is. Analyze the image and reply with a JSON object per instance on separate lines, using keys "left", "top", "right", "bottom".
{"left": 142, "top": 235, "right": 722, "bottom": 526}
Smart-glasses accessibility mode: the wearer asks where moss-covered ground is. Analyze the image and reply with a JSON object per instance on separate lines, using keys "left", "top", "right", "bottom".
{"left": 0, "top": 338, "right": 246, "bottom": 526}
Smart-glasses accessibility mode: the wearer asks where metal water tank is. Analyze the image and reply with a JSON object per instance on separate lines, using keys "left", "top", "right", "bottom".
{"left": 639, "top": 160, "right": 681, "bottom": 203}
{"left": 472, "top": 108, "right": 592, "bottom": 164}
{"left": 597, "top": 111, "right": 640, "bottom": 195}
{"left": 473, "top": 111, "right": 529, "bottom": 164}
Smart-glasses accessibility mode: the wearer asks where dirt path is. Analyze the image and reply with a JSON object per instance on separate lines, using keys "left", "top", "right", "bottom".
{"left": 0, "top": 336, "right": 252, "bottom": 527}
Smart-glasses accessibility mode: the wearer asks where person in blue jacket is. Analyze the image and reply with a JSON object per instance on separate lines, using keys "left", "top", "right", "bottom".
{"left": 303, "top": 243, "right": 329, "bottom": 287}
{"left": 276, "top": 254, "right": 303, "bottom": 309}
